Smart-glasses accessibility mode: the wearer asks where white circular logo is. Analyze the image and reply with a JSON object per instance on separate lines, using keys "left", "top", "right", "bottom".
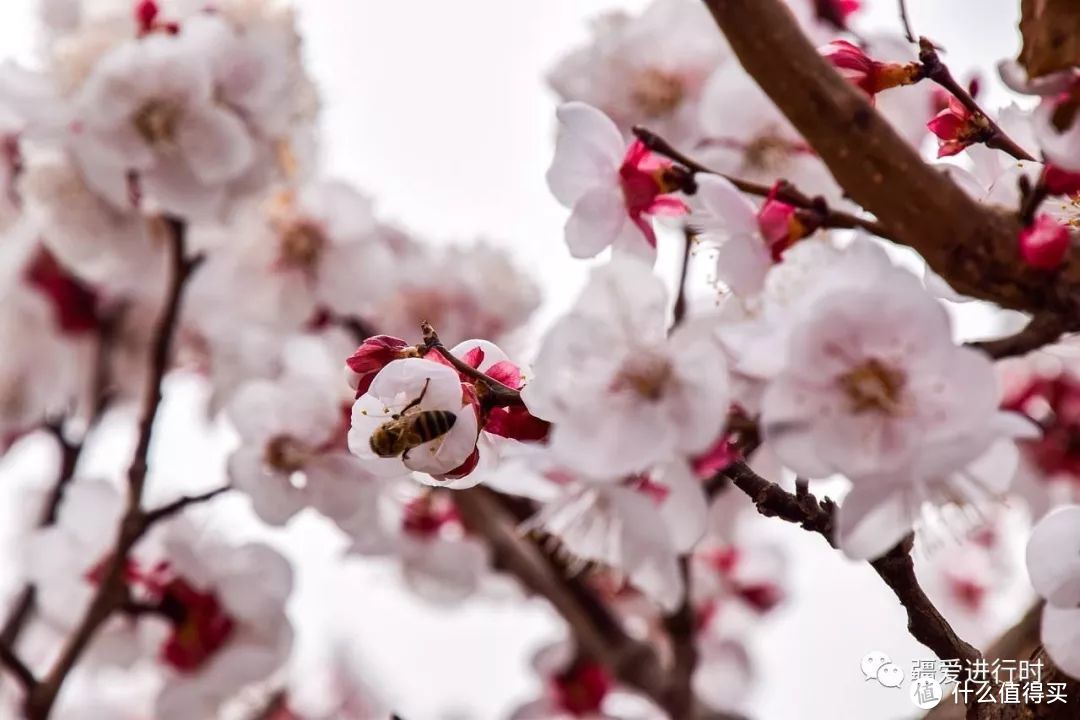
{"left": 910, "top": 678, "right": 943, "bottom": 709}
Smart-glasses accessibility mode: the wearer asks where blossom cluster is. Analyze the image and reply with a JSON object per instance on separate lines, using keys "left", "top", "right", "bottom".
{"left": 0, "top": 0, "right": 1078, "bottom": 718}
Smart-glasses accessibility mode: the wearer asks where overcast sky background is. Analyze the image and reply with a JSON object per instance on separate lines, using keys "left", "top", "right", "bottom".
{"left": 0, "top": 1, "right": 1035, "bottom": 718}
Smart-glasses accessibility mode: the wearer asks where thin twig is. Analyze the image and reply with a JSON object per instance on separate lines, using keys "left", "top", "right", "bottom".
{"left": 0, "top": 308, "right": 121, "bottom": 667}
{"left": 25, "top": 218, "right": 201, "bottom": 720}
{"left": 633, "top": 126, "right": 892, "bottom": 239}
{"left": 420, "top": 322, "right": 524, "bottom": 408}
{"left": 719, "top": 462, "right": 981, "bottom": 670}
{"left": 918, "top": 38, "right": 1036, "bottom": 162}
{"left": 662, "top": 556, "right": 697, "bottom": 718}
{"left": 898, "top": 0, "right": 916, "bottom": 43}
{"left": 141, "top": 485, "right": 232, "bottom": 528}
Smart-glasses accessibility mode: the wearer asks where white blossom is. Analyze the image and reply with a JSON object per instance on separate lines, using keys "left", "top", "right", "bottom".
{"left": 348, "top": 357, "right": 480, "bottom": 480}
{"left": 525, "top": 257, "right": 729, "bottom": 476}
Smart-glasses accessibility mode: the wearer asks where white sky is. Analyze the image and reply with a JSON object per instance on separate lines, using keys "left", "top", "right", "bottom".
{"left": 0, "top": 1, "right": 1036, "bottom": 718}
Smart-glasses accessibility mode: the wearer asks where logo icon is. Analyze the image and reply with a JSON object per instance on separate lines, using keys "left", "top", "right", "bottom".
{"left": 861, "top": 651, "right": 905, "bottom": 688}
{"left": 910, "top": 677, "right": 943, "bottom": 709}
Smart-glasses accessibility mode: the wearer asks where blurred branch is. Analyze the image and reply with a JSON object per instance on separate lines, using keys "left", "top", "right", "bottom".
{"left": 140, "top": 485, "right": 232, "bottom": 528}
{"left": 923, "top": 604, "right": 1043, "bottom": 720}
{"left": 700, "top": 0, "right": 1080, "bottom": 324}
{"left": 25, "top": 218, "right": 203, "bottom": 720}
{"left": 1018, "top": 0, "right": 1080, "bottom": 78}
{"left": 662, "top": 556, "right": 698, "bottom": 718}
{"left": 897, "top": 0, "right": 915, "bottom": 43}
{"left": 0, "top": 642, "right": 35, "bottom": 691}
{"left": 454, "top": 487, "right": 741, "bottom": 720}
{"left": 0, "top": 309, "right": 122, "bottom": 653}
{"left": 971, "top": 315, "right": 1067, "bottom": 359}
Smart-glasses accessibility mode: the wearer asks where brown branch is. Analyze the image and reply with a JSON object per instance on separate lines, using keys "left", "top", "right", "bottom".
{"left": 1019, "top": 0, "right": 1080, "bottom": 79}
{"left": 0, "top": 642, "right": 35, "bottom": 691}
{"left": 420, "top": 322, "right": 524, "bottom": 408}
{"left": 140, "top": 485, "right": 232, "bottom": 528}
{"left": 917, "top": 39, "right": 1036, "bottom": 162}
{"left": 25, "top": 218, "right": 201, "bottom": 720}
{"left": 722, "top": 461, "right": 1080, "bottom": 719}
{"left": 923, "top": 604, "right": 1043, "bottom": 720}
{"left": 720, "top": 462, "right": 980, "bottom": 670}
{"left": 662, "top": 556, "right": 697, "bottom": 718}
{"left": 454, "top": 487, "right": 742, "bottom": 720}
{"left": 634, "top": 126, "right": 892, "bottom": 239}
{"left": 0, "top": 308, "right": 121, "bottom": 671}
{"left": 898, "top": 0, "right": 916, "bottom": 43}
{"left": 700, "top": 0, "right": 1080, "bottom": 323}
{"left": 971, "top": 315, "right": 1067, "bottom": 359}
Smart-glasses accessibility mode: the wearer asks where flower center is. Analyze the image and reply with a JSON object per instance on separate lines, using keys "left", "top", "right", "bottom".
{"left": 630, "top": 68, "right": 686, "bottom": 118}
{"left": 133, "top": 99, "right": 180, "bottom": 145}
{"left": 278, "top": 220, "right": 326, "bottom": 270}
{"left": 743, "top": 134, "right": 798, "bottom": 173}
{"left": 264, "top": 434, "right": 310, "bottom": 473}
{"left": 614, "top": 352, "right": 673, "bottom": 401}
{"left": 837, "top": 358, "right": 906, "bottom": 415}
{"left": 158, "top": 578, "right": 236, "bottom": 673}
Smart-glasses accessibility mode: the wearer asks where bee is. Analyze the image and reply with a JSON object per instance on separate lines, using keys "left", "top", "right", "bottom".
{"left": 369, "top": 380, "right": 457, "bottom": 460}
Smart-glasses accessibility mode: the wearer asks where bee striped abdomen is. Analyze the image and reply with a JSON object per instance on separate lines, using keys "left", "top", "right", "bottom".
{"left": 411, "top": 410, "right": 457, "bottom": 443}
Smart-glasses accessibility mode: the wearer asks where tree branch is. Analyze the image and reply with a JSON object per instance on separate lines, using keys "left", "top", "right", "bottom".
{"left": 719, "top": 462, "right": 980, "bottom": 670}
{"left": 971, "top": 314, "right": 1067, "bottom": 359}
{"left": 25, "top": 218, "right": 201, "bottom": 720}
{"left": 917, "top": 38, "right": 1036, "bottom": 162}
{"left": 140, "top": 485, "right": 232, "bottom": 528}
{"left": 700, "top": 0, "right": 1080, "bottom": 324}
{"left": 662, "top": 557, "right": 698, "bottom": 718}
{"left": 454, "top": 487, "right": 741, "bottom": 720}
{"left": 634, "top": 126, "right": 891, "bottom": 239}
{"left": 420, "top": 322, "right": 524, "bottom": 408}
{"left": 0, "top": 642, "right": 35, "bottom": 691}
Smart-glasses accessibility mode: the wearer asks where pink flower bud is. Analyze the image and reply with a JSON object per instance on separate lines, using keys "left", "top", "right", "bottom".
{"left": 135, "top": 0, "right": 159, "bottom": 33}
{"left": 1019, "top": 214, "right": 1071, "bottom": 270}
{"left": 927, "top": 97, "right": 985, "bottom": 157}
{"left": 819, "top": 40, "right": 920, "bottom": 97}
{"left": 756, "top": 186, "right": 806, "bottom": 260}
{"left": 345, "top": 335, "right": 414, "bottom": 396}
{"left": 618, "top": 139, "right": 689, "bottom": 248}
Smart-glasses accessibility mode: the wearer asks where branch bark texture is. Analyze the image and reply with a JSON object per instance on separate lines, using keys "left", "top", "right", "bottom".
{"left": 702, "top": 0, "right": 1080, "bottom": 324}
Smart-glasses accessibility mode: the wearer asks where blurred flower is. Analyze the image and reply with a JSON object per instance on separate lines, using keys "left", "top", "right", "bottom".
{"left": 524, "top": 257, "right": 729, "bottom": 476}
